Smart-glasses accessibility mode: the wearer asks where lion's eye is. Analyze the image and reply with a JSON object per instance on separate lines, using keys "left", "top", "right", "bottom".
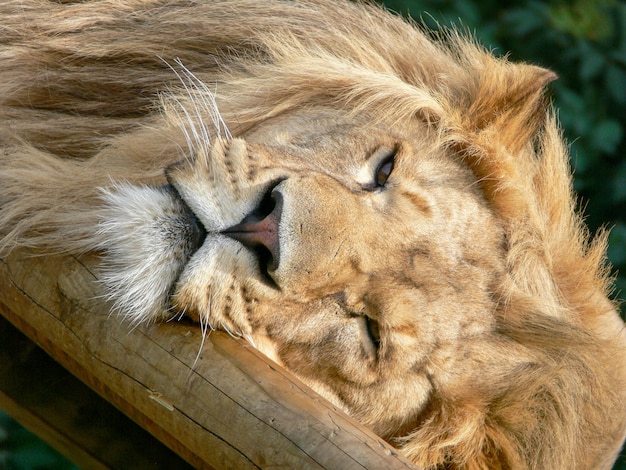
{"left": 374, "top": 152, "right": 395, "bottom": 188}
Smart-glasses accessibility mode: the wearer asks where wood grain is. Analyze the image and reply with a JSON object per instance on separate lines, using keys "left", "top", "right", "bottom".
{"left": 0, "top": 250, "right": 418, "bottom": 469}
{"left": 0, "top": 314, "right": 192, "bottom": 469}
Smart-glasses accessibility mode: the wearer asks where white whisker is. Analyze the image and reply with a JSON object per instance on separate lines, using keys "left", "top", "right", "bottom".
{"left": 160, "top": 57, "right": 232, "bottom": 163}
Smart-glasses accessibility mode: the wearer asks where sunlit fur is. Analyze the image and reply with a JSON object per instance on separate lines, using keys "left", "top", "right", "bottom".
{"left": 1, "top": 1, "right": 625, "bottom": 468}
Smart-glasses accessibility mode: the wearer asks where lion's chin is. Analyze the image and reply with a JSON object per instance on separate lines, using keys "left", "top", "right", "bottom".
{"left": 96, "top": 183, "right": 207, "bottom": 324}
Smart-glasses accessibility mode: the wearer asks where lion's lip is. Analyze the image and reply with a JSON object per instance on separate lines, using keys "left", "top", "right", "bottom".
{"left": 185, "top": 209, "right": 208, "bottom": 255}
{"left": 164, "top": 184, "right": 207, "bottom": 257}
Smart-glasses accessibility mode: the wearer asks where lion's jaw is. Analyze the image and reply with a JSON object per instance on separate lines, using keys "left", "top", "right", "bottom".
{"left": 98, "top": 117, "right": 506, "bottom": 437}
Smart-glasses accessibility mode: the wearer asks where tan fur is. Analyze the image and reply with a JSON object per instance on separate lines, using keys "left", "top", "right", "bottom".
{"left": 1, "top": 1, "right": 625, "bottom": 468}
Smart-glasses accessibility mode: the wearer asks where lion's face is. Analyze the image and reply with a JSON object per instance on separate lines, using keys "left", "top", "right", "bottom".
{"left": 100, "top": 110, "right": 506, "bottom": 437}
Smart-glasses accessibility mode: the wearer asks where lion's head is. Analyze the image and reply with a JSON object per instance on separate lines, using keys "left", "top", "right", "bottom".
{"left": 1, "top": 0, "right": 625, "bottom": 468}
{"left": 100, "top": 107, "right": 506, "bottom": 438}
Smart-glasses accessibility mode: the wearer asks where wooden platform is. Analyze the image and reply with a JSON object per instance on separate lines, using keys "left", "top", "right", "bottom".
{"left": 0, "top": 250, "right": 417, "bottom": 469}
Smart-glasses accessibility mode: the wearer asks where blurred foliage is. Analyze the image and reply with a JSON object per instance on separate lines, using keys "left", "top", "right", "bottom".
{"left": 383, "top": 0, "right": 626, "bottom": 311}
{"left": 2, "top": 1, "right": 625, "bottom": 469}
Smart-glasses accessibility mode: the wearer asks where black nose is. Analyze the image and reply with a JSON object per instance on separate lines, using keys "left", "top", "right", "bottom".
{"left": 221, "top": 184, "right": 282, "bottom": 282}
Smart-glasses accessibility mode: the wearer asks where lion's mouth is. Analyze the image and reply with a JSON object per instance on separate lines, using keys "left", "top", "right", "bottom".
{"left": 164, "top": 184, "right": 207, "bottom": 260}
{"left": 165, "top": 181, "right": 283, "bottom": 287}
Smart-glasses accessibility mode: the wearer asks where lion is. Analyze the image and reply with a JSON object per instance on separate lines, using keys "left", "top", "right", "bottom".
{"left": 1, "top": 0, "right": 625, "bottom": 468}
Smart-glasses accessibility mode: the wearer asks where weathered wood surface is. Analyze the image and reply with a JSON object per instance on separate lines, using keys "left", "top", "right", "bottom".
{"left": 0, "top": 315, "right": 192, "bottom": 469}
{"left": 0, "top": 250, "right": 418, "bottom": 469}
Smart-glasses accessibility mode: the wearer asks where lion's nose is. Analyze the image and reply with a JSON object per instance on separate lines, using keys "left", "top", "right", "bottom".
{"left": 221, "top": 185, "right": 282, "bottom": 282}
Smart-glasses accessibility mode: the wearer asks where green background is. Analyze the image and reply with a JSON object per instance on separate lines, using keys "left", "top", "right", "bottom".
{"left": 2, "top": 0, "right": 625, "bottom": 468}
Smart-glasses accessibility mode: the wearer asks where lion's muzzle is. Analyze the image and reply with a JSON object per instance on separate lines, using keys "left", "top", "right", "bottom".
{"left": 221, "top": 182, "right": 283, "bottom": 284}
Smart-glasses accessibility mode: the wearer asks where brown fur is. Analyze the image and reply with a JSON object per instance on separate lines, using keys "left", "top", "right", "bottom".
{"left": 1, "top": 1, "right": 625, "bottom": 468}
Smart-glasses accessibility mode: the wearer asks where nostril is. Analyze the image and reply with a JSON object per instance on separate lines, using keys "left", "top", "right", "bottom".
{"left": 253, "top": 244, "right": 277, "bottom": 286}
{"left": 221, "top": 180, "right": 283, "bottom": 286}
{"left": 254, "top": 186, "right": 278, "bottom": 220}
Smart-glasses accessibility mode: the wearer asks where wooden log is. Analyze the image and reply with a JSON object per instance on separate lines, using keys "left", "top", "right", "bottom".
{"left": 0, "top": 250, "right": 418, "bottom": 469}
{"left": 0, "top": 314, "right": 192, "bottom": 469}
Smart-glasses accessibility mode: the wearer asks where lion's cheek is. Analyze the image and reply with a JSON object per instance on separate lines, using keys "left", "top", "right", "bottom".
{"left": 270, "top": 177, "right": 365, "bottom": 294}
{"left": 171, "top": 236, "right": 277, "bottom": 336}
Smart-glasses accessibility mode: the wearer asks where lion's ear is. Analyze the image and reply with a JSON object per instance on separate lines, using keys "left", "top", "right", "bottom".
{"left": 450, "top": 62, "right": 557, "bottom": 218}
{"left": 462, "top": 62, "right": 557, "bottom": 154}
